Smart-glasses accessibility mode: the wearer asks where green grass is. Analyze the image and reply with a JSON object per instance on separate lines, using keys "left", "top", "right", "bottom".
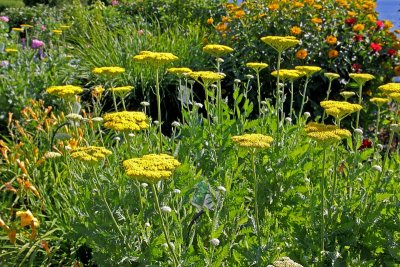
{"left": 0, "top": 0, "right": 24, "bottom": 10}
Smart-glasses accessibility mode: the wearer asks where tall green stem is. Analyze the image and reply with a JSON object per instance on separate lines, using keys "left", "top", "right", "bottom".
{"left": 299, "top": 76, "right": 310, "bottom": 118}
{"left": 251, "top": 150, "right": 262, "bottom": 261}
{"left": 276, "top": 52, "right": 281, "bottom": 126}
{"left": 320, "top": 149, "right": 326, "bottom": 266}
{"left": 156, "top": 68, "right": 163, "bottom": 152}
{"left": 151, "top": 184, "right": 179, "bottom": 266}
{"left": 289, "top": 81, "right": 294, "bottom": 120}
{"left": 374, "top": 106, "right": 381, "bottom": 145}
{"left": 256, "top": 71, "right": 262, "bottom": 119}
{"left": 322, "top": 80, "right": 333, "bottom": 122}
{"left": 355, "top": 84, "right": 363, "bottom": 129}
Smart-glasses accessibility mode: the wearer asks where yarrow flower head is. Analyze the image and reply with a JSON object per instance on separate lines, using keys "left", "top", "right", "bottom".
{"left": 246, "top": 62, "right": 268, "bottom": 73}
{"left": 389, "top": 93, "right": 400, "bottom": 102}
{"left": 70, "top": 146, "right": 112, "bottom": 164}
{"left": 370, "top": 97, "right": 389, "bottom": 106}
{"left": 271, "top": 69, "right": 306, "bottom": 81}
{"left": 189, "top": 71, "right": 225, "bottom": 87}
{"left": 295, "top": 66, "right": 321, "bottom": 77}
{"left": 46, "top": 85, "right": 83, "bottom": 100}
{"left": 203, "top": 44, "right": 234, "bottom": 57}
{"left": 305, "top": 122, "right": 351, "bottom": 146}
{"left": 92, "top": 66, "right": 125, "bottom": 76}
{"left": 231, "top": 134, "right": 273, "bottom": 149}
{"left": 349, "top": 73, "right": 374, "bottom": 86}
{"left": 260, "top": 36, "right": 300, "bottom": 53}
{"left": 320, "top": 100, "right": 362, "bottom": 119}
{"left": 123, "top": 154, "right": 181, "bottom": 183}
{"left": 103, "top": 111, "right": 149, "bottom": 132}
{"left": 324, "top": 72, "right": 340, "bottom": 81}
{"left": 110, "top": 86, "right": 134, "bottom": 97}
{"left": 167, "top": 67, "right": 192, "bottom": 78}
{"left": 133, "top": 51, "right": 178, "bottom": 65}
{"left": 378, "top": 83, "right": 400, "bottom": 94}
{"left": 270, "top": 256, "right": 303, "bottom": 267}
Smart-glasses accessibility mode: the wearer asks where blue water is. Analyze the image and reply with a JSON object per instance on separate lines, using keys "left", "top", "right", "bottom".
{"left": 376, "top": 0, "right": 399, "bottom": 28}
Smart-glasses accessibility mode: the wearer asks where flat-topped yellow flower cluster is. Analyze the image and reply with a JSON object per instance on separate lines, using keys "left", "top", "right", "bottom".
{"left": 92, "top": 66, "right": 125, "bottom": 75}
{"left": 103, "top": 111, "right": 149, "bottom": 132}
{"left": 46, "top": 85, "right": 83, "bottom": 99}
{"left": 133, "top": 51, "right": 179, "bottom": 65}
{"left": 320, "top": 100, "right": 362, "bottom": 119}
{"left": 231, "top": 133, "right": 274, "bottom": 149}
{"left": 203, "top": 44, "right": 234, "bottom": 57}
{"left": 260, "top": 36, "right": 300, "bottom": 53}
{"left": 305, "top": 122, "right": 351, "bottom": 145}
{"left": 271, "top": 69, "right": 305, "bottom": 80}
{"left": 70, "top": 146, "right": 112, "bottom": 164}
{"left": 123, "top": 154, "right": 181, "bottom": 183}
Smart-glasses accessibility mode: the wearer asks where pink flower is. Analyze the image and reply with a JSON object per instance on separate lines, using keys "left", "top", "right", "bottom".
{"left": 111, "top": 0, "right": 119, "bottom": 6}
{"left": 0, "top": 16, "right": 9, "bottom": 23}
{"left": 41, "top": 25, "right": 46, "bottom": 31}
{"left": 31, "top": 39, "right": 45, "bottom": 49}
{"left": 370, "top": 42, "right": 382, "bottom": 53}
{"left": 376, "top": 20, "right": 384, "bottom": 30}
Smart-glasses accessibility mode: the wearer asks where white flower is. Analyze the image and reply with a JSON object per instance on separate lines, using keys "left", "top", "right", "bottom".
{"left": 217, "top": 185, "right": 226, "bottom": 192}
{"left": 354, "top": 128, "right": 363, "bottom": 135}
{"left": 44, "top": 151, "right": 62, "bottom": 159}
{"left": 173, "top": 189, "right": 181, "bottom": 194}
{"left": 303, "top": 112, "right": 311, "bottom": 118}
{"left": 234, "top": 79, "right": 241, "bottom": 83}
{"left": 372, "top": 165, "right": 382, "bottom": 172}
{"left": 153, "top": 120, "right": 160, "bottom": 125}
{"left": 140, "top": 101, "right": 150, "bottom": 107}
{"left": 114, "top": 136, "right": 121, "bottom": 141}
{"left": 285, "top": 117, "right": 292, "bottom": 124}
{"left": 141, "top": 183, "right": 148, "bottom": 188}
{"left": 210, "top": 238, "right": 220, "bottom": 246}
{"left": 66, "top": 113, "right": 83, "bottom": 121}
{"left": 194, "top": 102, "right": 203, "bottom": 108}
{"left": 92, "top": 117, "right": 104, "bottom": 122}
{"left": 128, "top": 132, "right": 135, "bottom": 137}
{"left": 171, "top": 121, "right": 181, "bottom": 128}
{"left": 377, "top": 144, "right": 383, "bottom": 151}
{"left": 64, "top": 146, "right": 72, "bottom": 150}
{"left": 161, "top": 206, "right": 172, "bottom": 213}
{"left": 211, "top": 84, "right": 218, "bottom": 89}
{"left": 144, "top": 222, "right": 151, "bottom": 228}
{"left": 216, "top": 58, "right": 224, "bottom": 63}
{"left": 246, "top": 74, "right": 254, "bottom": 79}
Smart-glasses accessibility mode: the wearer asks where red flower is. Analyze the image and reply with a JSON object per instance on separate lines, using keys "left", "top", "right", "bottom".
{"left": 352, "top": 63, "right": 362, "bottom": 73}
{"left": 354, "top": 34, "right": 363, "bottom": 42}
{"left": 345, "top": 17, "right": 357, "bottom": 26}
{"left": 376, "top": 20, "right": 384, "bottom": 30}
{"left": 370, "top": 42, "right": 382, "bottom": 53}
{"left": 358, "top": 139, "right": 372, "bottom": 151}
{"left": 388, "top": 48, "right": 396, "bottom": 57}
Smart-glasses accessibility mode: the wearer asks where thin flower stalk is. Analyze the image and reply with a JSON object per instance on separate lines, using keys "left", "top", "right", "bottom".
{"left": 156, "top": 68, "right": 163, "bottom": 152}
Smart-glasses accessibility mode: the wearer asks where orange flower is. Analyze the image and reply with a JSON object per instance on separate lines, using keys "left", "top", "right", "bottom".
{"left": 313, "top": 4, "right": 322, "bottom": 9}
{"left": 353, "top": 23, "right": 365, "bottom": 32}
{"left": 8, "top": 230, "right": 16, "bottom": 244}
{"left": 296, "top": 49, "right": 308, "bottom": 59}
{"left": 16, "top": 210, "right": 35, "bottom": 227}
{"left": 207, "top": 18, "right": 214, "bottom": 25}
{"left": 326, "top": 35, "right": 337, "bottom": 45}
{"left": 311, "top": 18, "right": 322, "bottom": 24}
{"left": 268, "top": 3, "right": 279, "bottom": 11}
{"left": 216, "top": 22, "right": 228, "bottom": 32}
{"left": 293, "top": 2, "right": 304, "bottom": 8}
{"left": 290, "top": 26, "right": 302, "bottom": 35}
{"left": 328, "top": 49, "right": 339, "bottom": 58}
{"left": 234, "top": 10, "right": 245, "bottom": 19}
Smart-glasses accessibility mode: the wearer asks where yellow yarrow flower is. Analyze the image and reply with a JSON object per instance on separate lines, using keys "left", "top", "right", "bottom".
{"left": 320, "top": 100, "right": 362, "bottom": 119}
{"left": 110, "top": 86, "right": 133, "bottom": 97}
{"left": 324, "top": 72, "right": 340, "bottom": 81}
{"left": 60, "top": 25, "right": 71, "bottom": 30}
{"left": 46, "top": 85, "right": 83, "bottom": 99}
{"left": 295, "top": 66, "right": 322, "bottom": 76}
{"left": 123, "top": 154, "right": 181, "bottom": 183}
{"left": 246, "top": 62, "right": 268, "bottom": 72}
{"left": 203, "top": 44, "right": 234, "bottom": 57}
{"left": 271, "top": 69, "right": 306, "bottom": 81}
{"left": 167, "top": 67, "right": 192, "bottom": 78}
{"left": 389, "top": 93, "right": 400, "bottom": 102}
{"left": 52, "top": 29, "right": 63, "bottom": 35}
{"left": 70, "top": 146, "right": 112, "bottom": 164}
{"left": 231, "top": 134, "right": 273, "bottom": 149}
{"left": 12, "top": 28, "right": 23, "bottom": 32}
{"left": 92, "top": 66, "right": 125, "bottom": 76}
{"left": 103, "top": 111, "right": 149, "bottom": 131}
{"left": 20, "top": 24, "right": 33, "bottom": 28}
{"left": 349, "top": 73, "right": 375, "bottom": 86}
{"left": 378, "top": 83, "right": 400, "bottom": 94}
{"left": 340, "top": 91, "right": 356, "bottom": 100}
{"left": 189, "top": 71, "right": 225, "bottom": 86}
{"left": 305, "top": 122, "right": 351, "bottom": 145}
{"left": 133, "top": 51, "right": 178, "bottom": 65}
{"left": 260, "top": 36, "right": 300, "bottom": 53}
{"left": 370, "top": 97, "right": 389, "bottom": 106}
{"left": 5, "top": 48, "right": 18, "bottom": 53}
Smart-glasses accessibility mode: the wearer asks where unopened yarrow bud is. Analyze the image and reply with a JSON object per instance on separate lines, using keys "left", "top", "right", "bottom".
{"left": 372, "top": 165, "right": 382, "bottom": 172}
{"left": 161, "top": 206, "right": 172, "bottom": 213}
{"left": 210, "top": 238, "right": 220, "bottom": 246}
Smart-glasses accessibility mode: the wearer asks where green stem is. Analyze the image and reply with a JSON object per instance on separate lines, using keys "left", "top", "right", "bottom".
{"left": 299, "top": 76, "right": 310, "bottom": 118}
{"left": 320, "top": 149, "right": 326, "bottom": 266}
{"left": 383, "top": 128, "right": 395, "bottom": 172}
{"left": 374, "top": 106, "right": 381, "bottom": 146}
{"left": 276, "top": 52, "right": 282, "bottom": 130}
{"left": 289, "top": 81, "right": 294, "bottom": 120}
{"left": 322, "top": 80, "right": 333, "bottom": 122}
{"left": 179, "top": 78, "right": 185, "bottom": 124}
{"left": 204, "top": 84, "right": 211, "bottom": 125}
{"left": 251, "top": 150, "right": 262, "bottom": 261}
{"left": 256, "top": 71, "right": 261, "bottom": 119}
{"left": 156, "top": 68, "right": 163, "bottom": 152}
{"left": 151, "top": 184, "right": 179, "bottom": 266}
{"left": 355, "top": 84, "right": 363, "bottom": 129}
